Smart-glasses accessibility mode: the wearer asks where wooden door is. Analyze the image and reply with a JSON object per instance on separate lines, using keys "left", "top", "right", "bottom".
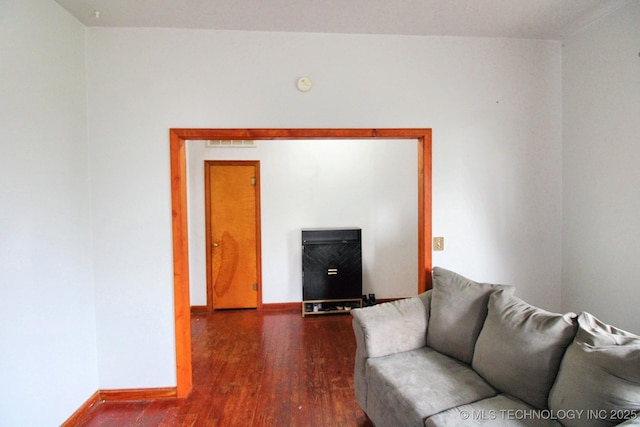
{"left": 205, "top": 161, "right": 261, "bottom": 309}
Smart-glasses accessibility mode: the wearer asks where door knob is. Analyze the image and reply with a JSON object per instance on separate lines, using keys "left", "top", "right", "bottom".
{"left": 212, "top": 242, "right": 219, "bottom": 247}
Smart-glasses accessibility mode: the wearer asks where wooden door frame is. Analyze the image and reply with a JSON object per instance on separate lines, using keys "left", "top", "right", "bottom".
{"left": 204, "top": 160, "right": 262, "bottom": 311}
{"left": 169, "top": 128, "right": 432, "bottom": 398}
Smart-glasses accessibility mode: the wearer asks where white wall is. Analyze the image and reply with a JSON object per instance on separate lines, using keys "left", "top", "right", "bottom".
{"left": 86, "top": 28, "right": 562, "bottom": 389}
{"left": 562, "top": 1, "right": 640, "bottom": 334}
{"left": 0, "top": 0, "right": 99, "bottom": 425}
{"left": 187, "top": 139, "right": 418, "bottom": 305}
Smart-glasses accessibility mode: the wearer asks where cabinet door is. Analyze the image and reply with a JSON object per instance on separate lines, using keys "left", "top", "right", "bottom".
{"left": 302, "top": 243, "right": 362, "bottom": 300}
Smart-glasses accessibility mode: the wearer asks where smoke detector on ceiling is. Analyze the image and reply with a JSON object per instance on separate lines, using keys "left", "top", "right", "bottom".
{"left": 296, "top": 77, "right": 312, "bottom": 92}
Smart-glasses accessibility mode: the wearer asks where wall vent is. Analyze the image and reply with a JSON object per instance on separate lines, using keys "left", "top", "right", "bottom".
{"left": 206, "top": 139, "right": 256, "bottom": 148}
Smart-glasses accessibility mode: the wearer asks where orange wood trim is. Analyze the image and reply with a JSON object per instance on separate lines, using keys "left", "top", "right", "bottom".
{"left": 260, "top": 302, "right": 300, "bottom": 311}
{"left": 63, "top": 387, "right": 179, "bottom": 424}
{"left": 169, "top": 128, "right": 432, "bottom": 399}
{"left": 171, "top": 128, "right": 431, "bottom": 140}
{"left": 190, "top": 305, "right": 209, "bottom": 313}
{"left": 100, "top": 387, "right": 177, "bottom": 401}
{"left": 60, "top": 390, "right": 101, "bottom": 427}
{"left": 169, "top": 129, "right": 193, "bottom": 398}
{"left": 417, "top": 137, "right": 426, "bottom": 293}
{"left": 419, "top": 130, "right": 433, "bottom": 292}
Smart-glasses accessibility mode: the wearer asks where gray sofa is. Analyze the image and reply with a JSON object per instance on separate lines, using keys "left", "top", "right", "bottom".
{"left": 351, "top": 267, "right": 640, "bottom": 427}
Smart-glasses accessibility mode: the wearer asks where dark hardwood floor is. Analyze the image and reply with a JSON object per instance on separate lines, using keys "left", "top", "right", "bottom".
{"left": 75, "top": 309, "right": 372, "bottom": 426}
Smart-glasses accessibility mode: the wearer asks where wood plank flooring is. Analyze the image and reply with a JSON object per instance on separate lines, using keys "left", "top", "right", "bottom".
{"left": 75, "top": 309, "right": 372, "bottom": 426}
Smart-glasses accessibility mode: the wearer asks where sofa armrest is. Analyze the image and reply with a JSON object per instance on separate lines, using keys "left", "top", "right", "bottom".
{"left": 617, "top": 418, "right": 640, "bottom": 426}
{"left": 351, "top": 291, "right": 431, "bottom": 412}
{"left": 351, "top": 290, "right": 431, "bottom": 359}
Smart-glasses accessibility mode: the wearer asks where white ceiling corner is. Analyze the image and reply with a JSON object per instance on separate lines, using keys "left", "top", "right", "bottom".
{"left": 53, "top": 0, "right": 632, "bottom": 40}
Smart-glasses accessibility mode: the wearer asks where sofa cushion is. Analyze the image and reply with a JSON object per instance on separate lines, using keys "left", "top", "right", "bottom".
{"left": 366, "top": 346, "right": 496, "bottom": 427}
{"left": 472, "top": 290, "right": 577, "bottom": 410}
{"left": 548, "top": 312, "right": 640, "bottom": 427}
{"left": 425, "top": 394, "right": 563, "bottom": 427}
{"left": 426, "top": 267, "right": 514, "bottom": 364}
{"left": 351, "top": 294, "right": 429, "bottom": 359}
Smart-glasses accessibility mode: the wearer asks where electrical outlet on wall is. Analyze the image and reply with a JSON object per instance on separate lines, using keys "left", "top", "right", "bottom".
{"left": 433, "top": 237, "right": 444, "bottom": 251}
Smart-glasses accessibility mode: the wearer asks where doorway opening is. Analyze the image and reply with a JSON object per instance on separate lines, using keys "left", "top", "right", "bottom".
{"left": 170, "top": 128, "right": 432, "bottom": 397}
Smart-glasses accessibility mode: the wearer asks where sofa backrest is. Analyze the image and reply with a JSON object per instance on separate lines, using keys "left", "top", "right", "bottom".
{"left": 426, "top": 266, "right": 514, "bottom": 364}
{"left": 548, "top": 312, "right": 640, "bottom": 427}
{"left": 471, "top": 290, "right": 578, "bottom": 409}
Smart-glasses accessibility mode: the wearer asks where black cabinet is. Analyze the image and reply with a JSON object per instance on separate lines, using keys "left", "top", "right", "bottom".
{"left": 301, "top": 228, "right": 363, "bottom": 316}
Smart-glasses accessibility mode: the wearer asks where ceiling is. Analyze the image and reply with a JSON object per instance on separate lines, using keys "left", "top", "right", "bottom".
{"left": 54, "top": 0, "right": 631, "bottom": 40}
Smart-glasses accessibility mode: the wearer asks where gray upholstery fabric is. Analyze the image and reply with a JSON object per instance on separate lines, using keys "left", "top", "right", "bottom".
{"left": 616, "top": 420, "right": 640, "bottom": 427}
{"left": 350, "top": 267, "right": 639, "bottom": 427}
{"left": 352, "top": 313, "right": 370, "bottom": 411}
{"left": 548, "top": 312, "right": 640, "bottom": 427}
{"left": 472, "top": 290, "right": 578, "bottom": 410}
{"left": 417, "top": 290, "right": 432, "bottom": 317}
{"left": 427, "top": 267, "right": 514, "bottom": 364}
{"left": 425, "top": 394, "right": 563, "bottom": 427}
{"left": 351, "top": 291, "right": 432, "bottom": 412}
{"left": 366, "top": 347, "right": 496, "bottom": 427}
{"left": 351, "top": 294, "right": 430, "bottom": 359}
